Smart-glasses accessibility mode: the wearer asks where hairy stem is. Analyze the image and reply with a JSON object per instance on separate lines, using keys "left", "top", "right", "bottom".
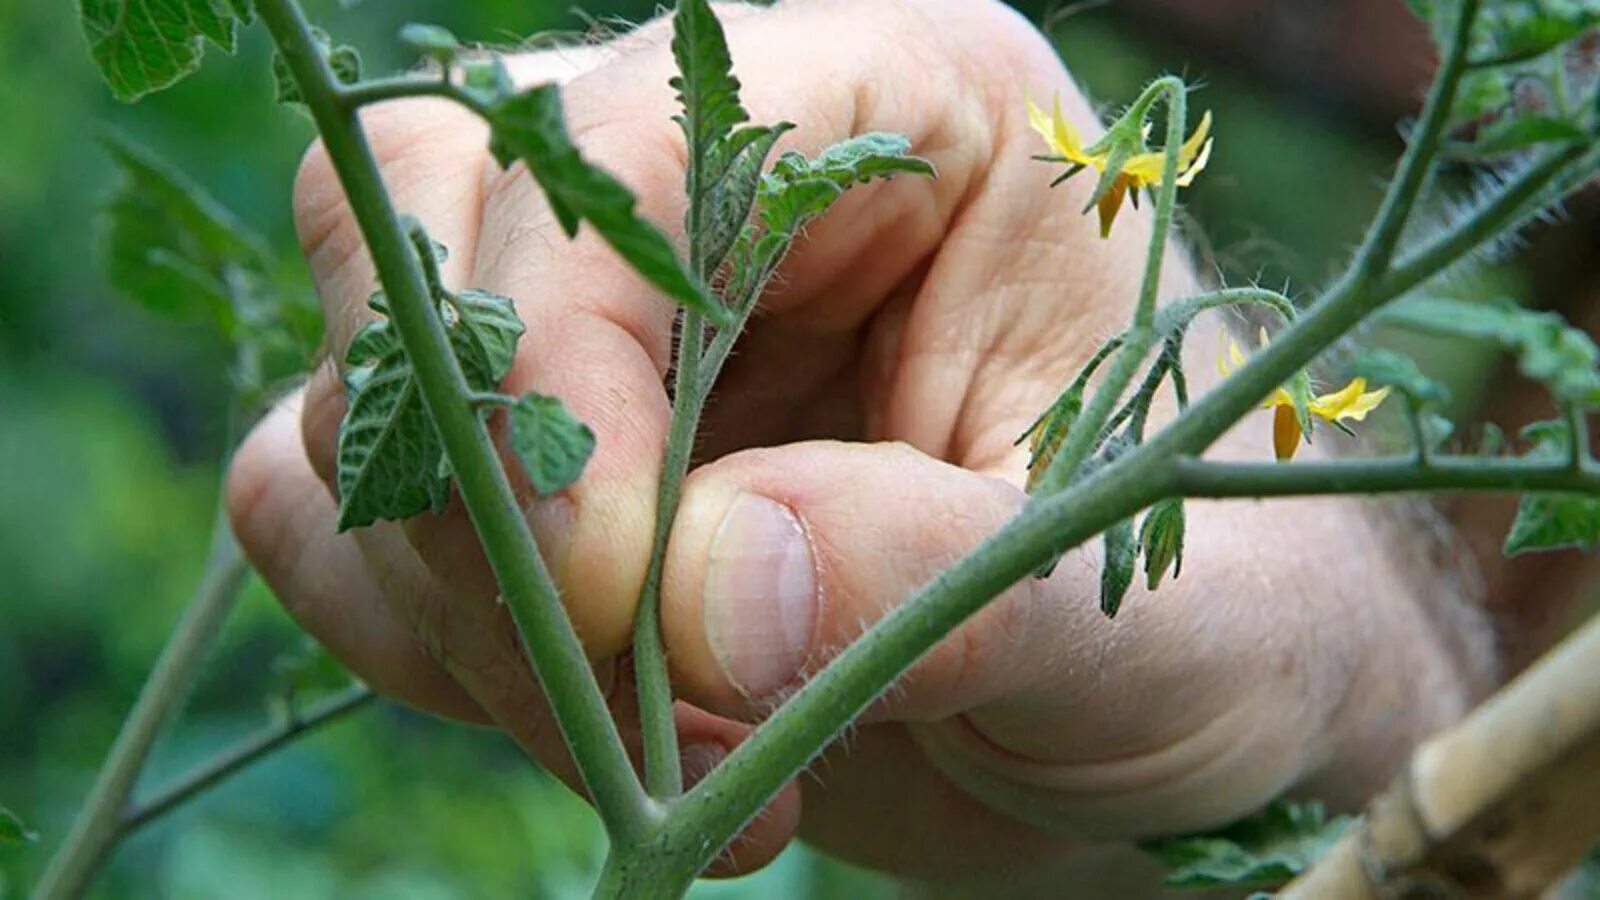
{"left": 255, "top": 0, "right": 651, "bottom": 841}
{"left": 634, "top": 310, "right": 707, "bottom": 799}
{"left": 1350, "top": 0, "right": 1479, "bottom": 283}
{"left": 33, "top": 524, "right": 248, "bottom": 900}
{"left": 121, "top": 685, "right": 377, "bottom": 834}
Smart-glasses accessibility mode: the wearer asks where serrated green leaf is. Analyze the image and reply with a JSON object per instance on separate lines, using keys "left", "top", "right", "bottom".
{"left": 1380, "top": 297, "right": 1600, "bottom": 406}
{"left": 337, "top": 283, "right": 524, "bottom": 529}
{"left": 273, "top": 27, "right": 362, "bottom": 105}
{"left": 755, "top": 133, "right": 935, "bottom": 242}
{"left": 0, "top": 804, "right": 35, "bottom": 846}
{"left": 1479, "top": 3, "right": 1600, "bottom": 66}
{"left": 79, "top": 0, "right": 248, "bottom": 102}
{"left": 509, "top": 393, "right": 596, "bottom": 496}
{"left": 702, "top": 124, "right": 792, "bottom": 276}
{"left": 445, "top": 289, "right": 524, "bottom": 389}
{"left": 670, "top": 0, "right": 748, "bottom": 168}
{"left": 1144, "top": 801, "right": 1352, "bottom": 890}
{"left": 485, "top": 85, "right": 728, "bottom": 328}
{"left": 1100, "top": 518, "right": 1137, "bottom": 618}
{"left": 336, "top": 302, "right": 453, "bottom": 531}
{"left": 1502, "top": 419, "right": 1600, "bottom": 555}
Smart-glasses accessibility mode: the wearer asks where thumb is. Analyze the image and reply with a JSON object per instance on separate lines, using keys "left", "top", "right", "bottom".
{"left": 661, "top": 440, "right": 1078, "bottom": 723}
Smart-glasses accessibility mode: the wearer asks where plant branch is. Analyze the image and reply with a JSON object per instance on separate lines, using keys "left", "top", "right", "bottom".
{"left": 33, "top": 523, "right": 249, "bottom": 900}
{"left": 1350, "top": 0, "right": 1480, "bottom": 283}
{"left": 633, "top": 310, "right": 706, "bottom": 799}
{"left": 1172, "top": 456, "right": 1600, "bottom": 498}
{"left": 1281, "top": 610, "right": 1600, "bottom": 899}
{"left": 254, "top": 0, "right": 651, "bottom": 842}
{"left": 120, "top": 685, "right": 377, "bottom": 834}
{"left": 339, "top": 75, "right": 486, "bottom": 112}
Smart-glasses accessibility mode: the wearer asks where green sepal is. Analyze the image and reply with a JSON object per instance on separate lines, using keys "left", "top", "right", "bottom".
{"left": 1099, "top": 517, "right": 1137, "bottom": 618}
{"left": 509, "top": 392, "right": 597, "bottom": 497}
{"left": 1138, "top": 498, "right": 1185, "bottom": 591}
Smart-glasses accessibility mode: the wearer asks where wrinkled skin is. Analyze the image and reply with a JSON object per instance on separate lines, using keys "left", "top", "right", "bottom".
{"left": 227, "top": 0, "right": 1496, "bottom": 892}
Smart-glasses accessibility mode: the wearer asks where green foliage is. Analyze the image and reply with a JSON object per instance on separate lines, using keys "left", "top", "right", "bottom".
{"left": 484, "top": 85, "right": 731, "bottom": 328}
{"left": 1504, "top": 419, "right": 1600, "bottom": 555}
{"left": 100, "top": 133, "right": 320, "bottom": 393}
{"left": 0, "top": 804, "right": 36, "bottom": 847}
{"left": 1380, "top": 297, "right": 1600, "bottom": 406}
{"left": 79, "top": 0, "right": 250, "bottom": 102}
{"left": 271, "top": 637, "right": 355, "bottom": 705}
{"left": 509, "top": 394, "right": 596, "bottom": 496}
{"left": 1139, "top": 498, "right": 1185, "bottom": 590}
{"left": 398, "top": 23, "right": 460, "bottom": 67}
{"left": 336, "top": 281, "right": 525, "bottom": 530}
{"left": 1099, "top": 518, "right": 1137, "bottom": 617}
{"left": 1144, "top": 801, "right": 1353, "bottom": 890}
{"left": 272, "top": 26, "right": 361, "bottom": 105}
{"left": 1350, "top": 348, "right": 1451, "bottom": 408}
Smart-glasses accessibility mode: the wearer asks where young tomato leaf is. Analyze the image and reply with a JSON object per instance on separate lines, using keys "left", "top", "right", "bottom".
{"left": 1144, "top": 801, "right": 1352, "bottom": 890}
{"left": 336, "top": 296, "right": 453, "bottom": 531}
{"left": 485, "top": 85, "right": 729, "bottom": 328}
{"left": 669, "top": 0, "right": 795, "bottom": 277}
{"left": 0, "top": 804, "right": 36, "bottom": 846}
{"left": 273, "top": 27, "right": 362, "bottom": 105}
{"left": 509, "top": 393, "right": 596, "bottom": 496}
{"left": 759, "top": 133, "right": 936, "bottom": 239}
{"left": 80, "top": 0, "right": 248, "bottom": 102}
{"left": 1504, "top": 419, "right": 1600, "bottom": 555}
{"left": 336, "top": 285, "right": 524, "bottom": 530}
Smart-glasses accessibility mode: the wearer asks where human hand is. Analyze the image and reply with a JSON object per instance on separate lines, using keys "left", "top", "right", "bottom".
{"left": 227, "top": 0, "right": 1494, "bottom": 887}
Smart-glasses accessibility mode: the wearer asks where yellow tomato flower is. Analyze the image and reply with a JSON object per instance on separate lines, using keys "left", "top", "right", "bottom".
{"left": 1218, "top": 330, "right": 1392, "bottom": 461}
{"left": 1027, "top": 96, "right": 1214, "bottom": 238}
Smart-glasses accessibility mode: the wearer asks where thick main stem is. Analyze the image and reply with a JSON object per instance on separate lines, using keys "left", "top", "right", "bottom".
{"left": 254, "top": 0, "right": 650, "bottom": 841}
{"left": 33, "top": 525, "right": 248, "bottom": 900}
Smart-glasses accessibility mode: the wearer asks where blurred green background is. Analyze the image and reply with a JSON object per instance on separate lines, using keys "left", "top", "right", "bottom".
{"left": 0, "top": 0, "right": 1541, "bottom": 896}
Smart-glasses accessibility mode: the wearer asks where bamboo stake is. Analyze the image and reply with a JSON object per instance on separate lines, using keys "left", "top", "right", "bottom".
{"left": 1282, "top": 611, "right": 1600, "bottom": 899}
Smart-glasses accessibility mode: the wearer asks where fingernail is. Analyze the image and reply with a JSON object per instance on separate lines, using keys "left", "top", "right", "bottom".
{"left": 703, "top": 493, "right": 817, "bottom": 699}
{"left": 680, "top": 741, "right": 726, "bottom": 790}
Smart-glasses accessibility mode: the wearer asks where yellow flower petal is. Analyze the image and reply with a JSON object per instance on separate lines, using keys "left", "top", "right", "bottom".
{"left": 1273, "top": 403, "right": 1302, "bottom": 461}
{"left": 1121, "top": 111, "right": 1215, "bottom": 187}
{"left": 1096, "top": 174, "right": 1132, "bottom": 238}
{"left": 1309, "top": 380, "right": 1391, "bottom": 422}
{"left": 1027, "top": 96, "right": 1097, "bottom": 167}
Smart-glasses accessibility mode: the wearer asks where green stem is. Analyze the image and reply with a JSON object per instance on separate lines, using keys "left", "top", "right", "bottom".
{"left": 1154, "top": 286, "right": 1297, "bottom": 334}
{"left": 121, "top": 685, "right": 377, "bottom": 834}
{"left": 339, "top": 76, "right": 483, "bottom": 111}
{"left": 254, "top": 0, "right": 651, "bottom": 842}
{"left": 1171, "top": 456, "right": 1600, "bottom": 498}
{"left": 33, "top": 524, "right": 248, "bottom": 900}
{"left": 1350, "top": 0, "right": 1480, "bottom": 283}
{"left": 1132, "top": 76, "right": 1186, "bottom": 330}
{"left": 634, "top": 311, "right": 706, "bottom": 799}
